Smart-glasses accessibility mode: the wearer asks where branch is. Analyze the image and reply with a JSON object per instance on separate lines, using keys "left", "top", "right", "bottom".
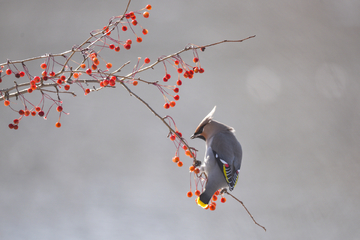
{"left": 221, "top": 188, "right": 266, "bottom": 231}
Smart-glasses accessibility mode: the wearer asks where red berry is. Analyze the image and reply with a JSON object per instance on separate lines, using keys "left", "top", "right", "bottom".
{"left": 4, "top": 100, "right": 10, "bottom": 106}
{"left": 220, "top": 197, "right": 226, "bottom": 203}
{"left": 177, "top": 161, "right": 183, "bottom": 167}
{"left": 173, "top": 87, "right": 179, "bottom": 93}
{"left": 163, "top": 77, "right": 168, "bottom": 82}
{"left": 56, "top": 106, "right": 63, "bottom": 112}
{"left": 27, "top": 88, "right": 33, "bottom": 93}
{"left": 126, "top": 39, "right": 132, "bottom": 45}
{"left": 124, "top": 44, "right": 131, "bottom": 50}
{"left": 170, "top": 134, "right": 176, "bottom": 141}
{"left": 187, "top": 191, "right": 193, "bottom": 198}
{"left": 215, "top": 190, "right": 220, "bottom": 195}
{"left": 33, "top": 76, "right": 40, "bottom": 83}
{"left": 109, "top": 44, "right": 115, "bottom": 49}
{"left": 8, "top": 124, "right": 14, "bottom": 129}
{"left": 24, "top": 110, "right": 30, "bottom": 117}
{"left": 176, "top": 80, "right": 182, "bottom": 86}
{"left": 6, "top": 69, "right": 12, "bottom": 75}
{"left": 38, "top": 111, "right": 44, "bottom": 117}
{"left": 136, "top": 37, "right": 142, "bottom": 43}
{"left": 144, "top": 57, "right": 150, "bottom": 64}
{"left": 49, "top": 71, "right": 55, "bottom": 77}
{"left": 170, "top": 101, "right": 176, "bottom": 107}
{"left": 31, "top": 111, "right": 36, "bottom": 116}
{"left": 55, "top": 122, "right": 61, "bottom": 128}
{"left": 212, "top": 195, "right": 218, "bottom": 201}
{"left": 174, "top": 60, "right": 179, "bottom": 65}
{"left": 122, "top": 25, "right": 128, "bottom": 31}
{"left": 19, "top": 71, "right": 25, "bottom": 77}
{"left": 177, "top": 68, "right": 183, "bottom": 73}
{"left": 174, "top": 95, "right": 179, "bottom": 101}
{"left": 19, "top": 109, "right": 25, "bottom": 115}
{"left": 199, "top": 68, "right": 204, "bottom": 73}
{"left": 85, "top": 88, "right": 90, "bottom": 95}
{"left": 193, "top": 57, "right": 199, "bottom": 63}
{"left": 106, "top": 63, "right": 112, "bottom": 69}
{"left": 64, "top": 85, "right": 70, "bottom": 91}
{"left": 40, "top": 63, "right": 47, "bottom": 69}
{"left": 13, "top": 119, "right": 19, "bottom": 124}
{"left": 142, "top": 29, "right": 148, "bottom": 35}
{"left": 143, "top": 11, "right": 149, "bottom": 18}
{"left": 145, "top": 4, "right": 152, "bottom": 10}
{"left": 35, "top": 106, "right": 41, "bottom": 112}
{"left": 15, "top": 73, "right": 21, "bottom": 78}
{"left": 165, "top": 73, "right": 171, "bottom": 80}
{"left": 132, "top": 20, "right": 138, "bottom": 26}
{"left": 164, "top": 103, "right": 170, "bottom": 109}
{"left": 115, "top": 46, "right": 121, "bottom": 52}
{"left": 209, "top": 204, "right": 216, "bottom": 211}
{"left": 86, "top": 68, "right": 92, "bottom": 75}
{"left": 132, "top": 80, "right": 138, "bottom": 86}
{"left": 195, "top": 190, "right": 201, "bottom": 196}
{"left": 109, "top": 79, "right": 116, "bottom": 86}
{"left": 194, "top": 168, "right": 200, "bottom": 174}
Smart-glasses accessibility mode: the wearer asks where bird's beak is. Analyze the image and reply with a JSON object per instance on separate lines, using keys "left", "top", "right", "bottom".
{"left": 190, "top": 134, "right": 196, "bottom": 139}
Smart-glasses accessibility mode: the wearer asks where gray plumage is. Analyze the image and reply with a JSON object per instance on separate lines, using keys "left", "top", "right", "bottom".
{"left": 191, "top": 106, "right": 242, "bottom": 208}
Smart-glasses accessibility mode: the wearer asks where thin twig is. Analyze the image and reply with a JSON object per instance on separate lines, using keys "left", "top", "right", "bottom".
{"left": 221, "top": 188, "right": 266, "bottom": 231}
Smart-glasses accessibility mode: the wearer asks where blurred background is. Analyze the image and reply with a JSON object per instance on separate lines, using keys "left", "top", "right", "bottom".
{"left": 1, "top": 0, "right": 359, "bottom": 239}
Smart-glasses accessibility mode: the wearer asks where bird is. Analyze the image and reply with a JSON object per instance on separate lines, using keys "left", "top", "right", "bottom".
{"left": 190, "top": 106, "right": 242, "bottom": 208}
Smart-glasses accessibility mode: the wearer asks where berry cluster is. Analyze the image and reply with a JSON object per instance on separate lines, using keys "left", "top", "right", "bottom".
{"left": 1, "top": 4, "right": 153, "bottom": 130}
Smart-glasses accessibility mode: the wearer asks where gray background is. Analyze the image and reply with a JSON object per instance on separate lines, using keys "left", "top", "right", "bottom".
{"left": 1, "top": 0, "right": 359, "bottom": 239}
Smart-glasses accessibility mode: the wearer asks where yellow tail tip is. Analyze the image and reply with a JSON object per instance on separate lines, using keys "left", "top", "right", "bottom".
{"left": 196, "top": 197, "right": 208, "bottom": 208}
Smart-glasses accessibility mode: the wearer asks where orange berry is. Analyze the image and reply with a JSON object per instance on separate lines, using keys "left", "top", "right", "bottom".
{"left": 56, "top": 106, "right": 63, "bottom": 112}
{"left": 73, "top": 73, "right": 79, "bottom": 79}
{"left": 142, "top": 29, "right": 148, "bottom": 35}
{"left": 133, "top": 80, "right": 138, "bottom": 86}
{"left": 4, "top": 100, "right": 10, "bottom": 106}
{"left": 194, "top": 168, "right": 200, "bottom": 174}
{"left": 136, "top": 37, "right": 142, "bottom": 43}
{"left": 106, "top": 63, "right": 112, "bottom": 69}
{"left": 55, "top": 122, "right": 61, "bottom": 128}
{"left": 170, "top": 134, "right": 176, "bottom": 141}
{"left": 40, "top": 63, "right": 47, "bottom": 69}
{"left": 209, "top": 204, "right": 216, "bottom": 211}
{"left": 91, "top": 64, "right": 97, "bottom": 70}
{"left": 34, "top": 76, "right": 41, "bottom": 83}
{"left": 35, "top": 106, "right": 41, "bottom": 112}
{"left": 193, "top": 57, "right": 199, "bottom": 63}
{"left": 172, "top": 156, "right": 180, "bottom": 163}
{"left": 31, "top": 111, "right": 36, "bottom": 116}
{"left": 115, "top": 46, "right": 121, "bottom": 52}
{"left": 164, "top": 103, "right": 170, "bottom": 109}
{"left": 80, "top": 63, "right": 86, "bottom": 69}
{"left": 212, "top": 195, "right": 218, "bottom": 201}
{"left": 143, "top": 11, "right": 149, "bottom": 18}
{"left": 145, "top": 4, "right": 152, "bottom": 10}
{"left": 194, "top": 67, "right": 199, "bottom": 73}
{"left": 189, "top": 166, "right": 195, "bottom": 172}
{"left": 195, "top": 190, "right": 201, "bottom": 197}
{"left": 187, "top": 191, "right": 193, "bottom": 198}
{"left": 132, "top": 20, "right": 138, "bottom": 26}
{"left": 182, "top": 145, "right": 188, "bottom": 150}
{"left": 176, "top": 80, "right": 182, "bottom": 86}
{"left": 93, "top": 58, "right": 100, "bottom": 65}
{"left": 220, "top": 197, "right": 226, "bottom": 203}
{"left": 24, "top": 110, "right": 30, "bottom": 116}
{"left": 170, "top": 101, "right": 176, "bottom": 107}
{"left": 177, "top": 161, "right": 183, "bottom": 167}
{"left": 185, "top": 150, "right": 192, "bottom": 157}
{"left": 214, "top": 190, "right": 220, "bottom": 195}
{"left": 174, "top": 60, "right": 179, "bottom": 65}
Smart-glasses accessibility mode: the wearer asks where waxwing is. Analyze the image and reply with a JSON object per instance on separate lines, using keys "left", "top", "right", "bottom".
{"left": 190, "top": 106, "right": 242, "bottom": 208}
